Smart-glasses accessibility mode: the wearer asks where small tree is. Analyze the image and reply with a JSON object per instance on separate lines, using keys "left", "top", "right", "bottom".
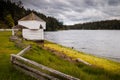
{"left": 4, "top": 14, "right": 15, "bottom": 28}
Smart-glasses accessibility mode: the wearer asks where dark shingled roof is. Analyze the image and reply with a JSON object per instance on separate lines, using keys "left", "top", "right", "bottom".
{"left": 19, "top": 12, "right": 45, "bottom": 22}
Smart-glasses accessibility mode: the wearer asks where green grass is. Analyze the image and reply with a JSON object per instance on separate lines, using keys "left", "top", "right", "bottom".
{"left": 0, "top": 31, "right": 36, "bottom": 80}
{"left": 1, "top": 31, "right": 119, "bottom": 80}
{"left": 44, "top": 41, "right": 120, "bottom": 74}
{"left": 23, "top": 45, "right": 120, "bottom": 80}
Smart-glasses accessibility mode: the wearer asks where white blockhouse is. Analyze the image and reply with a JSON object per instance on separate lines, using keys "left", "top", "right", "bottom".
{"left": 17, "top": 12, "right": 46, "bottom": 40}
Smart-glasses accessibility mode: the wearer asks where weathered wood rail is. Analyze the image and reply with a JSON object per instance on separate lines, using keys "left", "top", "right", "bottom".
{"left": 11, "top": 46, "right": 80, "bottom": 80}
{"left": 0, "top": 29, "right": 18, "bottom": 31}
{"left": 17, "top": 45, "right": 31, "bottom": 56}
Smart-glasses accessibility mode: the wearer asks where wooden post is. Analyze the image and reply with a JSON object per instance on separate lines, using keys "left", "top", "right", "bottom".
{"left": 12, "top": 27, "right": 15, "bottom": 36}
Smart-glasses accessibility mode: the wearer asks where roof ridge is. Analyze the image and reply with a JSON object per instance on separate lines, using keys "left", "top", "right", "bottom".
{"left": 18, "top": 12, "right": 45, "bottom": 22}
{"left": 32, "top": 12, "right": 34, "bottom": 20}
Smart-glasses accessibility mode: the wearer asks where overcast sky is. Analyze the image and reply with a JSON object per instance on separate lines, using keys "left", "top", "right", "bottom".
{"left": 13, "top": 0, "right": 120, "bottom": 25}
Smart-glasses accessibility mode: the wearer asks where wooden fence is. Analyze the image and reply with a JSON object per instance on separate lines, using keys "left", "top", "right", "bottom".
{"left": 17, "top": 45, "right": 31, "bottom": 56}
{"left": 0, "top": 29, "right": 18, "bottom": 31}
{"left": 11, "top": 46, "right": 80, "bottom": 80}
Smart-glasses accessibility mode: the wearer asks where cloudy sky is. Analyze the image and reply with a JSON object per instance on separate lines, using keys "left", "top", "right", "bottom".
{"left": 13, "top": 0, "right": 120, "bottom": 25}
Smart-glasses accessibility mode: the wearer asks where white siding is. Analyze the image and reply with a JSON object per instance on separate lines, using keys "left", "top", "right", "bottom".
{"left": 18, "top": 20, "right": 46, "bottom": 29}
{"left": 22, "top": 29, "right": 44, "bottom": 40}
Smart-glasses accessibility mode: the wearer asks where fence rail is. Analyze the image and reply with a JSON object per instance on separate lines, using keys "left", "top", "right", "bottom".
{"left": 17, "top": 45, "right": 31, "bottom": 56}
{"left": 0, "top": 29, "right": 18, "bottom": 31}
{"left": 11, "top": 46, "right": 80, "bottom": 80}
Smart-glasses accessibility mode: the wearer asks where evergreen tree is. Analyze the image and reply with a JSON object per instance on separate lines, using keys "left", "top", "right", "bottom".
{"left": 4, "top": 14, "right": 14, "bottom": 28}
{"left": 0, "top": 0, "right": 63, "bottom": 30}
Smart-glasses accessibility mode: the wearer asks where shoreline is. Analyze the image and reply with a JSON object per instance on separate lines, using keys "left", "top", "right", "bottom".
{"left": 45, "top": 30, "right": 120, "bottom": 63}
{"left": 45, "top": 40, "right": 120, "bottom": 63}
{"left": 44, "top": 40, "right": 120, "bottom": 74}
{"left": 74, "top": 48, "right": 120, "bottom": 63}
{"left": 23, "top": 40, "right": 120, "bottom": 80}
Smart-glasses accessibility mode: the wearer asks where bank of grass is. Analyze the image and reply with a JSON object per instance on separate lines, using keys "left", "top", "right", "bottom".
{"left": 2, "top": 31, "right": 120, "bottom": 80}
{"left": 23, "top": 43, "right": 120, "bottom": 80}
{"left": 44, "top": 41, "right": 120, "bottom": 74}
{"left": 0, "top": 31, "right": 36, "bottom": 80}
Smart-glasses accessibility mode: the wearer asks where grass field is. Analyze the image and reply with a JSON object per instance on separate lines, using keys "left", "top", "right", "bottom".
{"left": 1, "top": 31, "right": 120, "bottom": 80}
{"left": 0, "top": 31, "right": 36, "bottom": 80}
{"left": 23, "top": 43, "right": 120, "bottom": 80}
{"left": 44, "top": 42, "right": 120, "bottom": 74}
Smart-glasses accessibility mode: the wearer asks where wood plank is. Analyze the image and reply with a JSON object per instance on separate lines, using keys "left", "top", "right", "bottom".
{"left": 13, "top": 60, "right": 58, "bottom": 80}
{"left": 17, "top": 45, "right": 31, "bottom": 56}
{"left": 11, "top": 54, "right": 80, "bottom": 80}
{"left": 76, "top": 58, "right": 91, "bottom": 66}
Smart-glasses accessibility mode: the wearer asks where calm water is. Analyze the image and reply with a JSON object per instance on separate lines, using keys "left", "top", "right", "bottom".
{"left": 45, "top": 30, "right": 120, "bottom": 62}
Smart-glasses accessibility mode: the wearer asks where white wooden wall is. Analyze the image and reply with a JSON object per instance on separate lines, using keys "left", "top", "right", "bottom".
{"left": 22, "top": 29, "right": 44, "bottom": 40}
{"left": 18, "top": 20, "right": 46, "bottom": 29}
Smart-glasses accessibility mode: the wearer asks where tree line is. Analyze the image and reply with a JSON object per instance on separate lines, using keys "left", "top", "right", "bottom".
{"left": 66, "top": 20, "right": 120, "bottom": 30}
{"left": 0, "top": 0, "right": 63, "bottom": 31}
{"left": 0, "top": 0, "right": 120, "bottom": 30}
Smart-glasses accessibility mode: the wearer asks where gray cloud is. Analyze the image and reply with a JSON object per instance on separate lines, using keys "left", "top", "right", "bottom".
{"left": 108, "top": 0, "right": 120, "bottom": 6}
{"left": 13, "top": 0, "right": 120, "bottom": 25}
